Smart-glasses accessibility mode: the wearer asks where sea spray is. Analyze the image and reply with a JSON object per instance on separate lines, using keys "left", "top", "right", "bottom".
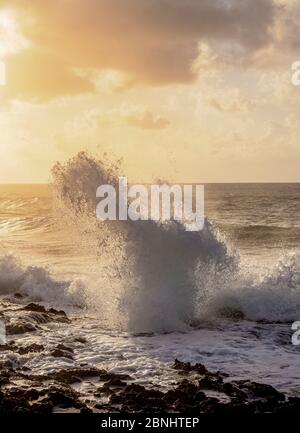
{"left": 0, "top": 157, "right": 299, "bottom": 330}
{"left": 205, "top": 253, "right": 300, "bottom": 323}
{"left": 50, "top": 152, "right": 239, "bottom": 332}
{"left": 0, "top": 253, "right": 86, "bottom": 307}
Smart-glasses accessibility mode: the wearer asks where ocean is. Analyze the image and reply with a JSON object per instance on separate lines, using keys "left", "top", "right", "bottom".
{"left": 0, "top": 159, "right": 300, "bottom": 402}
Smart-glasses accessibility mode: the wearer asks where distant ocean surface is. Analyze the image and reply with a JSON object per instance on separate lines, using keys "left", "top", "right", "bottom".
{"left": 0, "top": 179, "right": 299, "bottom": 397}
{"left": 1, "top": 183, "right": 299, "bottom": 268}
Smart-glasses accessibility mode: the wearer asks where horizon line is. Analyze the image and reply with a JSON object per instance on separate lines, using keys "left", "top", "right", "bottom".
{"left": 1, "top": 181, "right": 300, "bottom": 185}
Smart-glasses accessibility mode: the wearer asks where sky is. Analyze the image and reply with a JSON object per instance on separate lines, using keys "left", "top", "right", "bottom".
{"left": 0, "top": 0, "right": 300, "bottom": 183}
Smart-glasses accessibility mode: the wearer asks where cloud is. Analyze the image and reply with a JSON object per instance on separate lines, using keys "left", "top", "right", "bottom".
{"left": 244, "top": 0, "right": 300, "bottom": 69}
{"left": 208, "top": 88, "right": 255, "bottom": 112}
{"left": 0, "top": 8, "right": 27, "bottom": 57}
{"left": 4, "top": 48, "right": 95, "bottom": 100}
{"left": 64, "top": 106, "right": 170, "bottom": 135}
{"left": 1, "top": 0, "right": 277, "bottom": 99}
{"left": 99, "top": 106, "right": 171, "bottom": 130}
{"left": 124, "top": 109, "right": 170, "bottom": 130}
{"left": 82, "top": 69, "right": 135, "bottom": 93}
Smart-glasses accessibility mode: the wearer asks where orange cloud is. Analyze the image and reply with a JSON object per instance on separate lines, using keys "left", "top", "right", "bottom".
{"left": 4, "top": 48, "right": 95, "bottom": 100}
{"left": 1, "top": 0, "right": 277, "bottom": 99}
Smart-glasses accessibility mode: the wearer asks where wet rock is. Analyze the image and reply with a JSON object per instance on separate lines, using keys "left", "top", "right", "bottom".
{"left": 0, "top": 342, "right": 44, "bottom": 355}
{"left": 56, "top": 344, "right": 74, "bottom": 354}
{"left": 0, "top": 343, "right": 13, "bottom": 352}
{"left": 276, "top": 397, "right": 300, "bottom": 414}
{"left": 46, "top": 387, "right": 82, "bottom": 408}
{"left": 23, "top": 303, "right": 46, "bottom": 313}
{"left": 80, "top": 406, "right": 93, "bottom": 414}
{"left": 112, "top": 384, "right": 166, "bottom": 412}
{"left": 99, "top": 371, "right": 132, "bottom": 382}
{"left": 29, "top": 311, "right": 69, "bottom": 325}
{"left": 233, "top": 380, "right": 285, "bottom": 401}
{"left": 0, "top": 369, "right": 89, "bottom": 413}
{"left": 50, "top": 349, "right": 74, "bottom": 360}
{"left": 73, "top": 336, "right": 87, "bottom": 344}
{"left": 6, "top": 320, "right": 36, "bottom": 335}
{"left": 163, "top": 388, "right": 190, "bottom": 405}
{"left": 4, "top": 303, "right": 70, "bottom": 336}
{"left": 198, "top": 374, "right": 223, "bottom": 391}
{"left": 0, "top": 369, "right": 11, "bottom": 386}
{"left": 163, "top": 380, "right": 205, "bottom": 409}
{"left": 27, "top": 312, "right": 52, "bottom": 324}
{"left": 18, "top": 343, "right": 44, "bottom": 355}
{"left": 22, "top": 304, "right": 70, "bottom": 324}
{"left": 222, "top": 382, "right": 248, "bottom": 401}
{"left": 95, "top": 387, "right": 114, "bottom": 397}
{"left": 49, "top": 344, "right": 74, "bottom": 360}
{"left": 177, "top": 379, "right": 198, "bottom": 393}
{"left": 0, "top": 386, "right": 85, "bottom": 413}
{"left": 173, "top": 359, "right": 192, "bottom": 372}
{"left": 45, "top": 367, "right": 106, "bottom": 384}
{"left": 173, "top": 359, "right": 208, "bottom": 375}
{"left": 0, "top": 351, "right": 296, "bottom": 414}
{"left": 218, "top": 401, "right": 255, "bottom": 414}
{"left": 103, "top": 378, "right": 127, "bottom": 388}
{"left": 195, "top": 391, "right": 207, "bottom": 402}
{"left": 0, "top": 393, "right": 31, "bottom": 413}
{"left": 48, "top": 308, "right": 68, "bottom": 318}
{"left": 198, "top": 397, "right": 222, "bottom": 413}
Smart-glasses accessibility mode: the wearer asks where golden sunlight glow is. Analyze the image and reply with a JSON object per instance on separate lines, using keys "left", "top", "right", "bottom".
{"left": 0, "top": 9, "right": 27, "bottom": 58}
{"left": 0, "top": 1, "right": 299, "bottom": 183}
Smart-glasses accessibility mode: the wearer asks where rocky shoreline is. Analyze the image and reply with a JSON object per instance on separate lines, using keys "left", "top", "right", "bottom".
{"left": 0, "top": 300, "right": 299, "bottom": 414}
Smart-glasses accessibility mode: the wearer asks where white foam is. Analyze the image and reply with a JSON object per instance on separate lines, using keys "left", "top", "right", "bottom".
{"left": 0, "top": 253, "right": 86, "bottom": 308}
{"left": 1, "top": 153, "right": 297, "bottom": 332}
{"left": 50, "top": 152, "right": 239, "bottom": 332}
{"left": 206, "top": 253, "right": 300, "bottom": 323}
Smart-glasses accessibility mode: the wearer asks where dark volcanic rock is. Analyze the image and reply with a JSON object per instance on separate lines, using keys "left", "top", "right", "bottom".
{"left": 23, "top": 303, "right": 46, "bottom": 313}
{"left": 0, "top": 342, "right": 44, "bottom": 355}
{"left": 56, "top": 344, "right": 74, "bottom": 354}
{"left": 6, "top": 321, "right": 36, "bottom": 335}
{"left": 4, "top": 302, "right": 70, "bottom": 336}
{"left": 0, "top": 382, "right": 88, "bottom": 414}
{"left": 198, "top": 374, "right": 224, "bottom": 391}
{"left": 222, "top": 382, "right": 248, "bottom": 400}
{"left": 19, "top": 343, "right": 45, "bottom": 355}
{"left": 22, "top": 303, "right": 70, "bottom": 324}
{"left": 232, "top": 380, "right": 285, "bottom": 401}
{"left": 109, "top": 383, "right": 165, "bottom": 412}
{"left": 0, "top": 369, "right": 11, "bottom": 386}
{"left": 99, "top": 371, "right": 132, "bottom": 382}
{"left": 173, "top": 359, "right": 208, "bottom": 375}
{"left": 50, "top": 349, "right": 74, "bottom": 360}
{"left": 0, "top": 352, "right": 297, "bottom": 414}
{"left": 102, "top": 378, "right": 127, "bottom": 388}
{"left": 73, "top": 336, "right": 87, "bottom": 344}
{"left": 198, "top": 397, "right": 222, "bottom": 413}
{"left": 49, "top": 344, "right": 74, "bottom": 360}
{"left": 48, "top": 308, "right": 69, "bottom": 318}
{"left": 45, "top": 367, "right": 106, "bottom": 384}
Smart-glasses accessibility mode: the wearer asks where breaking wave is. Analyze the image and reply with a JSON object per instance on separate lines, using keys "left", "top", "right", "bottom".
{"left": 50, "top": 152, "right": 300, "bottom": 331}
{"left": 1, "top": 152, "right": 299, "bottom": 332}
{"left": 0, "top": 253, "right": 86, "bottom": 308}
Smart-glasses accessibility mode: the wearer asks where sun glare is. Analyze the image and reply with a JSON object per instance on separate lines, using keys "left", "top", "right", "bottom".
{"left": 0, "top": 9, "right": 27, "bottom": 58}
